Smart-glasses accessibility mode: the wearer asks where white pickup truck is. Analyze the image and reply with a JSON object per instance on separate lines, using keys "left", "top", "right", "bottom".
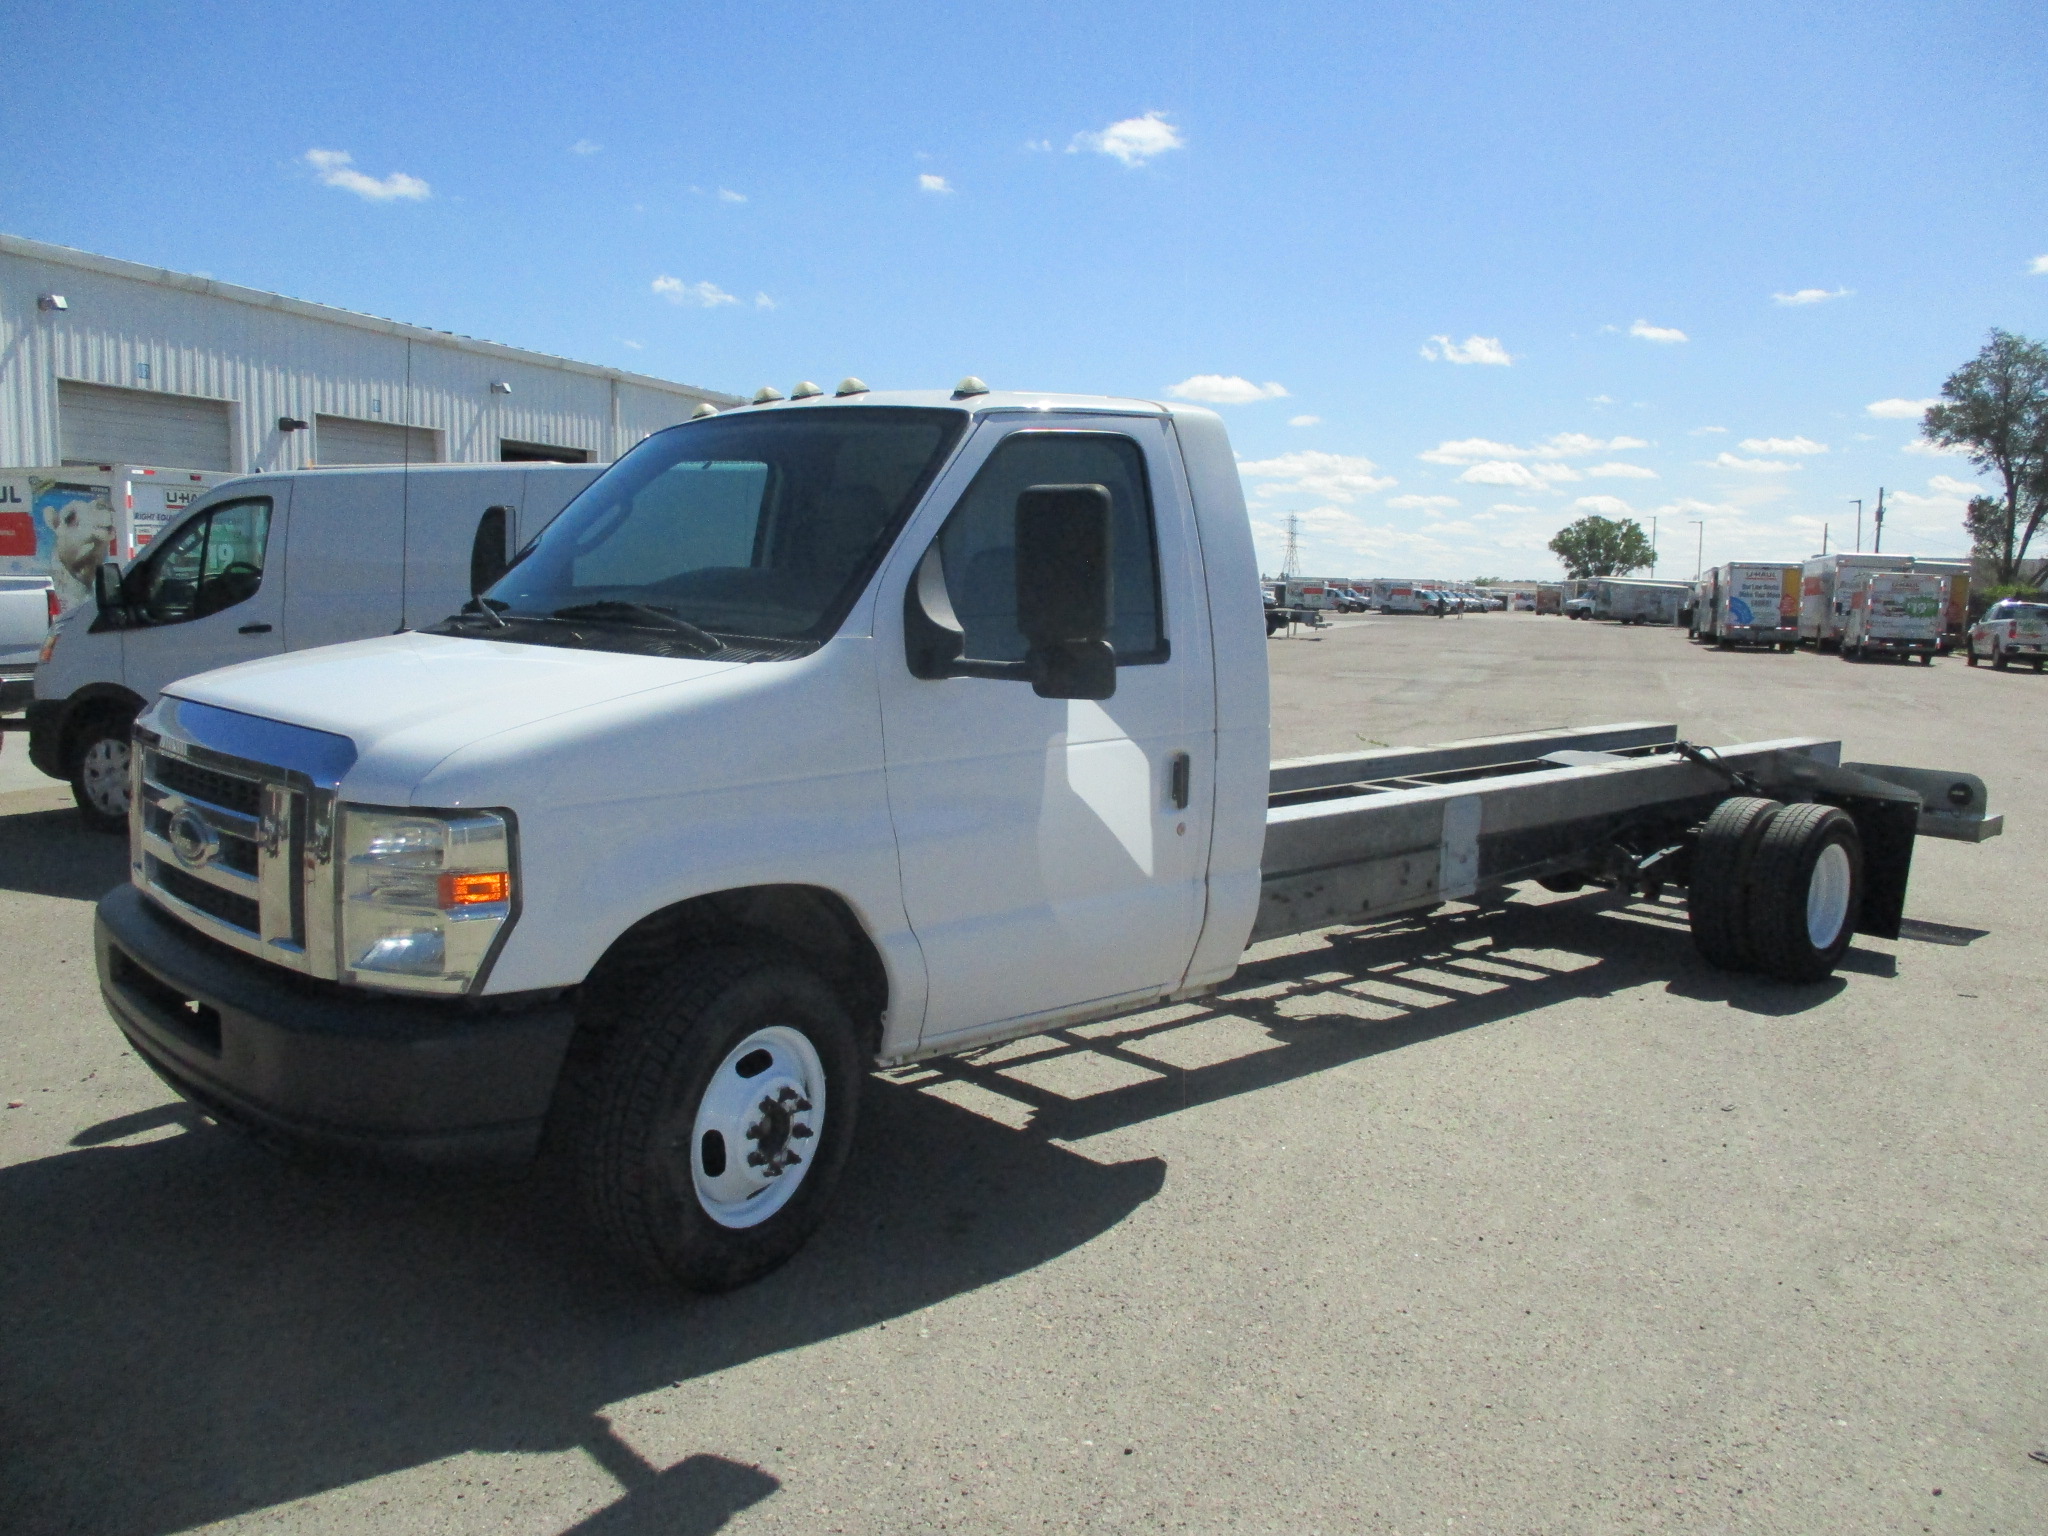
{"left": 91, "top": 385, "right": 2002, "bottom": 1292}
{"left": 0, "top": 575, "right": 57, "bottom": 715}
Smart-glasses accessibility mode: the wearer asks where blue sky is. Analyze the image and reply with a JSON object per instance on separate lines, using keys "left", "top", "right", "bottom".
{"left": 4, "top": 0, "right": 2045, "bottom": 578}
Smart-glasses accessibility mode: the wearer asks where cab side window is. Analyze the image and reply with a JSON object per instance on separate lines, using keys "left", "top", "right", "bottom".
{"left": 935, "top": 431, "right": 1166, "bottom": 666}
{"left": 139, "top": 498, "right": 272, "bottom": 625}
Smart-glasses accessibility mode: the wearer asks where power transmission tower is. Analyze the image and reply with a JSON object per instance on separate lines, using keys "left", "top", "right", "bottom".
{"left": 1280, "top": 513, "right": 1302, "bottom": 580}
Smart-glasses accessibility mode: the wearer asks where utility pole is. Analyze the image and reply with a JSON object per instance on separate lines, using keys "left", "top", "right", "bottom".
{"left": 1689, "top": 519, "right": 1705, "bottom": 581}
{"left": 1851, "top": 498, "right": 1863, "bottom": 552}
{"left": 1872, "top": 487, "right": 1886, "bottom": 553}
{"left": 1822, "top": 523, "right": 1830, "bottom": 555}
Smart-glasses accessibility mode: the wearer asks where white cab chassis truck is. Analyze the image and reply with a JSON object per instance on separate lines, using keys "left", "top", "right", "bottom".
{"left": 90, "top": 389, "right": 2004, "bottom": 1292}
{"left": 1696, "top": 563, "right": 1801, "bottom": 650}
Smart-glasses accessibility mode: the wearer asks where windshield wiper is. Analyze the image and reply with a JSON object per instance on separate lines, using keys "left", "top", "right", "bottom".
{"left": 456, "top": 596, "right": 510, "bottom": 629}
{"left": 549, "top": 601, "right": 723, "bottom": 655}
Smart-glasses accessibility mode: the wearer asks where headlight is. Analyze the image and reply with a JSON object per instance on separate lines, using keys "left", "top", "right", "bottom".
{"left": 339, "top": 805, "right": 516, "bottom": 995}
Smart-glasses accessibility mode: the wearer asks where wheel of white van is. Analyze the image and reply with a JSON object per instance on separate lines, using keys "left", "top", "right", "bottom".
{"left": 70, "top": 711, "right": 137, "bottom": 835}
{"left": 570, "top": 946, "right": 862, "bottom": 1292}
{"left": 1688, "top": 795, "right": 1782, "bottom": 972}
{"left": 1743, "top": 804, "right": 1863, "bottom": 984}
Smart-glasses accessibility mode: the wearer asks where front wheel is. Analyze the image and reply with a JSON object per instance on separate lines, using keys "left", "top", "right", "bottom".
{"left": 70, "top": 711, "right": 138, "bottom": 834}
{"left": 1966, "top": 644, "right": 1979, "bottom": 667}
{"left": 563, "top": 947, "right": 864, "bottom": 1292}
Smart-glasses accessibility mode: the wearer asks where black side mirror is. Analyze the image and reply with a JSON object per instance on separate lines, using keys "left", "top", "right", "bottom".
{"left": 93, "top": 559, "right": 128, "bottom": 624}
{"left": 1015, "top": 483, "right": 1115, "bottom": 700}
{"left": 470, "top": 505, "right": 512, "bottom": 596}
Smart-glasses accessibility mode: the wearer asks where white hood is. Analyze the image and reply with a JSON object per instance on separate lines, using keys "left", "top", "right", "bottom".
{"left": 167, "top": 631, "right": 742, "bottom": 801}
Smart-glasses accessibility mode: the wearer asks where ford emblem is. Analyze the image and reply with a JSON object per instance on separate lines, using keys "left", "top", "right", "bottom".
{"left": 166, "top": 808, "right": 220, "bottom": 869}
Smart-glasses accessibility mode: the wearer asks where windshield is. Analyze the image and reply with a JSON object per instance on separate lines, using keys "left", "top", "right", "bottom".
{"left": 480, "top": 406, "right": 965, "bottom": 648}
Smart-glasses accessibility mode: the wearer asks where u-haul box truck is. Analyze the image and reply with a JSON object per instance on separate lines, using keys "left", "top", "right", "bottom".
{"left": 0, "top": 465, "right": 231, "bottom": 615}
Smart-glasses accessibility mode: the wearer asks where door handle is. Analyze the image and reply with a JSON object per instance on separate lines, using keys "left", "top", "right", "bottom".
{"left": 238, "top": 623, "right": 273, "bottom": 634}
{"left": 1168, "top": 751, "right": 1191, "bottom": 810}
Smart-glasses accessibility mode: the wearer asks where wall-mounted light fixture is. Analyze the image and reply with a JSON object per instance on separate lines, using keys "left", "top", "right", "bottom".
{"left": 37, "top": 294, "right": 67, "bottom": 311}
{"left": 489, "top": 381, "right": 512, "bottom": 395}
{"left": 278, "top": 417, "right": 309, "bottom": 432}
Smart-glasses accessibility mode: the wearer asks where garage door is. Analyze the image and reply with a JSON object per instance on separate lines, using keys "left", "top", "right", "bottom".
{"left": 315, "top": 415, "right": 442, "bottom": 466}
{"left": 59, "top": 380, "right": 234, "bottom": 471}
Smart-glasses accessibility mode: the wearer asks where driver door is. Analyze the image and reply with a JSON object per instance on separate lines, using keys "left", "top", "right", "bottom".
{"left": 120, "top": 487, "right": 288, "bottom": 701}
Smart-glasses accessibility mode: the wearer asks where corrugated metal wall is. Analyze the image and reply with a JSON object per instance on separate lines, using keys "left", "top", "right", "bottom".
{"left": 0, "top": 237, "right": 733, "bottom": 474}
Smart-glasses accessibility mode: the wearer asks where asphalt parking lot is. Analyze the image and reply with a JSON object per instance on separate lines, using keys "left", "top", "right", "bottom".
{"left": 2, "top": 612, "right": 2042, "bottom": 1536}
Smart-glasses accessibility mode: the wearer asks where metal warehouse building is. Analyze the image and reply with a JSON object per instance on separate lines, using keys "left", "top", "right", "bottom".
{"left": 1, "top": 233, "right": 735, "bottom": 475}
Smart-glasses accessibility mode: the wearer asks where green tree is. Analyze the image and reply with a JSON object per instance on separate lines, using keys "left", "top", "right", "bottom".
{"left": 1547, "top": 515, "right": 1656, "bottom": 578}
{"left": 1923, "top": 329, "right": 2048, "bottom": 585}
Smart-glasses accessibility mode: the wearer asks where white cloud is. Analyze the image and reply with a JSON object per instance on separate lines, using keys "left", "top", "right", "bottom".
{"left": 1386, "top": 494, "right": 1460, "bottom": 511}
{"left": 1421, "top": 433, "right": 1646, "bottom": 465}
{"left": 1585, "top": 462, "right": 1659, "bottom": 479}
{"left": 304, "top": 148, "right": 430, "bottom": 202}
{"left": 1288, "top": 415, "right": 1321, "bottom": 427}
{"left": 570, "top": 139, "right": 601, "bottom": 156}
{"left": 1167, "top": 375, "right": 1289, "bottom": 404}
{"left": 1629, "top": 319, "right": 1687, "bottom": 344}
{"left": 718, "top": 188, "right": 747, "bottom": 203}
{"left": 754, "top": 292, "right": 776, "bottom": 310}
{"left": 1024, "top": 138, "right": 1054, "bottom": 152}
{"left": 1712, "top": 452, "right": 1798, "bottom": 473}
{"left": 1902, "top": 438, "right": 1967, "bottom": 456}
{"left": 1689, "top": 425, "right": 1728, "bottom": 435}
{"left": 1458, "top": 461, "right": 1583, "bottom": 490}
{"left": 2029, "top": 255, "right": 2048, "bottom": 275}
{"left": 1070, "top": 111, "right": 1184, "bottom": 167}
{"left": 1237, "top": 450, "right": 1396, "bottom": 501}
{"left": 1928, "top": 475, "right": 1986, "bottom": 497}
{"left": 1488, "top": 502, "right": 1541, "bottom": 514}
{"left": 1866, "top": 397, "right": 1937, "bottom": 419}
{"left": 1420, "top": 334, "right": 1513, "bottom": 366}
{"left": 1568, "top": 495, "right": 1637, "bottom": 517}
{"left": 918, "top": 173, "right": 953, "bottom": 194}
{"left": 1739, "top": 436, "right": 1827, "bottom": 455}
{"left": 1773, "top": 287, "right": 1850, "bottom": 305}
{"left": 652, "top": 276, "right": 738, "bottom": 307}
{"left": 1589, "top": 394, "right": 1617, "bottom": 405}
{"left": 620, "top": 339, "right": 644, "bottom": 350}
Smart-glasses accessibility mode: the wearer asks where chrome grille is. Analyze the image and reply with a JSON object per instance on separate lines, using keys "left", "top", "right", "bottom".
{"left": 131, "top": 712, "right": 344, "bottom": 978}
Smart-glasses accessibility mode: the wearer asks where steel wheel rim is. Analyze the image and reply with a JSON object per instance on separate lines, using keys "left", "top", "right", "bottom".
{"left": 81, "top": 738, "right": 131, "bottom": 818}
{"left": 683, "top": 1025, "right": 826, "bottom": 1229}
{"left": 1805, "top": 842, "right": 1853, "bottom": 950}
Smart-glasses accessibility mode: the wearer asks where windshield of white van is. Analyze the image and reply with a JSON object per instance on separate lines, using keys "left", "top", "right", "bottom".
{"left": 456, "top": 406, "right": 966, "bottom": 655}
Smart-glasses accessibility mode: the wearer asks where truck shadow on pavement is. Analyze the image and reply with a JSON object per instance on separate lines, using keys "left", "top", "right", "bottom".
{"left": 0, "top": 887, "right": 1869, "bottom": 1536}
{"left": 0, "top": 1079, "right": 1165, "bottom": 1536}
{"left": 0, "top": 804, "right": 129, "bottom": 903}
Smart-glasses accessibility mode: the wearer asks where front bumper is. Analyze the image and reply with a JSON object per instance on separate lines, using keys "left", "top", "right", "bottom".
{"left": 96, "top": 883, "right": 576, "bottom": 1166}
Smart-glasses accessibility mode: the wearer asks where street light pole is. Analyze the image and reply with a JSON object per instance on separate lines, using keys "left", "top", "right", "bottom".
{"left": 1689, "top": 520, "right": 1705, "bottom": 581}
{"left": 1650, "top": 515, "right": 1658, "bottom": 574}
{"left": 1851, "top": 498, "right": 1863, "bottom": 552}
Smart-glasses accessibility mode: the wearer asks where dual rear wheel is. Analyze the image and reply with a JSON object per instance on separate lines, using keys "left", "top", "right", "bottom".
{"left": 1689, "top": 797, "right": 1863, "bottom": 983}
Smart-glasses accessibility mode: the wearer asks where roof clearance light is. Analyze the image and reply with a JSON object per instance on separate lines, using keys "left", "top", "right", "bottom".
{"left": 953, "top": 376, "right": 989, "bottom": 398}
{"left": 751, "top": 386, "right": 785, "bottom": 404}
{"left": 691, "top": 401, "right": 720, "bottom": 419}
{"left": 835, "top": 377, "right": 869, "bottom": 396}
{"left": 791, "top": 381, "right": 824, "bottom": 399}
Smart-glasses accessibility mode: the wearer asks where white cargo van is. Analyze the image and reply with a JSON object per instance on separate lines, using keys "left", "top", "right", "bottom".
{"left": 29, "top": 462, "right": 602, "bottom": 828}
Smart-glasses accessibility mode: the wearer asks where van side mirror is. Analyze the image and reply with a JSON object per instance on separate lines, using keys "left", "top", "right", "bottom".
{"left": 1015, "top": 483, "right": 1115, "bottom": 700}
{"left": 93, "top": 559, "right": 128, "bottom": 624}
{"left": 470, "top": 505, "right": 512, "bottom": 596}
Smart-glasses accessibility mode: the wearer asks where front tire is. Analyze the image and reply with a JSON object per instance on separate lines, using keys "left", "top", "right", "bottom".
{"left": 1966, "top": 643, "right": 1979, "bottom": 667}
{"left": 1744, "top": 804, "right": 1863, "bottom": 983}
{"left": 565, "top": 947, "right": 864, "bottom": 1292}
{"left": 70, "top": 709, "right": 138, "bottom": 834}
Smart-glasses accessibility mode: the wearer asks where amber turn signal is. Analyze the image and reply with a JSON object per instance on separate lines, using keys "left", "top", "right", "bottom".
{"left": 440, "top": 871, "right": 511, "bottom": 907}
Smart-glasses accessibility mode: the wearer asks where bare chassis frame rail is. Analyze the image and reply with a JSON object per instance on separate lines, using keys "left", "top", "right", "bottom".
{"left": 1257, "top": 722, "right": 2000, "bottom": 944}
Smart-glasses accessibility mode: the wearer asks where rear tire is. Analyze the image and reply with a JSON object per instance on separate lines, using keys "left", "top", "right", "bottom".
{"left": 1688, "top": 796, "right": 1782, "bottom": 972}
{"left": 561, "top": 946, "right": 864, "bottom": 1293}
{"left": 1744, "top": 804, "right": 1863, "bottom": 983}
{"left": 1993, "top": 644, "right": 2008, "bottom": 670}
{"left": 69, "top": 708, "right": 138, "bottom": 835}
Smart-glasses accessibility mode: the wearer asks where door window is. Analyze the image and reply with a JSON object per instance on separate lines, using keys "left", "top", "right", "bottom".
{"left": 934, "top": 431, "right": 1167, "bottom": 666}
{"left": 137, "top": 498, "right": 272, "bottom": 624}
